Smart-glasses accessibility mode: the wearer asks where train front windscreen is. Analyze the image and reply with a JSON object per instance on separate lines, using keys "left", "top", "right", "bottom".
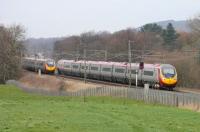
{"left": 47, "top": 60, "right": 55, "bottom": 67}
{"left": 162, "top": 67, "right": 176, "bottom": 78}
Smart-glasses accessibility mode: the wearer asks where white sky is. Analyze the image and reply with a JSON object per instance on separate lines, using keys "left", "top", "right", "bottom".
{"left": 1, "top": 0, "right": 200, "bottom": 38}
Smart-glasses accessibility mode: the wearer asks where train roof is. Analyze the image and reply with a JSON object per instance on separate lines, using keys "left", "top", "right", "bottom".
{"left": 58, "top": 59, "right": 75, "bottom": 62}
{"left": 24, "top": 57, "right": 55, "bottom": 62}
{"left": 58, "top": 59, "right": 164, "bottom": 68}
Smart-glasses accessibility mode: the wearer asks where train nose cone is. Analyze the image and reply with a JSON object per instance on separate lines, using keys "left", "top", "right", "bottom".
{"left": 162, "top": 77, "right": 177, "bottom": 85}
{"left": 169, "top": 78, "right": 176, "bottom": 85}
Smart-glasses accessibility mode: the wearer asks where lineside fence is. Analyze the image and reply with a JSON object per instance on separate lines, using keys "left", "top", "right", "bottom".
{"left": 6, "top": 80, "right": 200, "bottom": 111}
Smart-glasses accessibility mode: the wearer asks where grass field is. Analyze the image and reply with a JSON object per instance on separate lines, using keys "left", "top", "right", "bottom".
{"left": 0, "top": 85, "right": 200, "bottom": 132}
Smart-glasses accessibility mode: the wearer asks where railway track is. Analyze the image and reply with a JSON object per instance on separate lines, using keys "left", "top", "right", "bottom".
{"left": 56, "top": 74, "right": 188, "bottom": 93}
{"left": 57, "top": 75, "right": 184, "bottom": 92}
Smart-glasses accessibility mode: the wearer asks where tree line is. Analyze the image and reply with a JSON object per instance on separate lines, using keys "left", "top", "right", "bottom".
{"left": 0, "top": 25, "right": 25, "bottom": 84}
{"left": 53, "top": 22, "right": 185, "bottom": 61}
{"left": 53, "top": 17, "right": 200, "bottom": 58}
{"left": 53, "top": 16, "right": 200, "bottom": 88}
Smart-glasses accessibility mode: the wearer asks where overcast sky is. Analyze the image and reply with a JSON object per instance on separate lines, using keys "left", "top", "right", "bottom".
{"left": 1, "top": 0, "right": 200, "bottom": 38}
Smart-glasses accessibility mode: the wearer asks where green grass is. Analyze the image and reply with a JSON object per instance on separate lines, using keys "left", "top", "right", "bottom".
{"left": 0, "top": 85, "right": 200, "bottom": 132}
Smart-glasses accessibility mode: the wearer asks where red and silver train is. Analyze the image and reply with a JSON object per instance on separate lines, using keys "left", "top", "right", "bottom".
{"left": 57, "top": 60, "right": 177, "bottom": 90}
{"left": 22, "top": 57, "right": 177, "bottom": 90}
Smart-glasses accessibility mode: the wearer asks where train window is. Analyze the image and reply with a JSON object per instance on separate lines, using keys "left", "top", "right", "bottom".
{"left": 64, "top": 65, "right": 70, "bottom": 68}
{"left": 24, "top": 61, "right": 27, "bottom": 64}
{"left": 128, "top": 70, "right": 136, "bottom": 74}
{"left": 64, "top": 62, "right": 70, "bottom": 68}
{"left": 72, "top": 65, "right": 79, "bottom": 69}
{"left": 81, "top": 66, "right": 88, "bottom": 70}
{"left": 115, "top": 68, "right": 125, "bottom": 73}
{"left": 162, "top": 67, "right": 175, "bottom": 78}
{"left": 162, "top": 68, "right": 175, "bottom": 75}
{"left": 39, "top": 63, "right": 43, "bottom": 66}
{"left": 144, "top": 71, "right": 154, "bottom": 76}
{"left": 91, "top": 67, "right": 98, "bottom": 71}
{"left": 47, "top": 61, "right": 55, "bottom": 67}
{"left": 102, "top": 68, "right": 111, "bottom": 72}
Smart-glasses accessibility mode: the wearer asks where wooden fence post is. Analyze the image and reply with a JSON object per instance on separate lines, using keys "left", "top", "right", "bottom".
{"left": 176, "top": 94, "right": 179, "bottom": 107}
{"left": 144, "top": 84, "right": 149, "bottom": 103}
{"left": 197, "top": 97, "right": 200, "bottom": 111}
{"left": 38, "top": 69, "right": 41, "bottom": 76}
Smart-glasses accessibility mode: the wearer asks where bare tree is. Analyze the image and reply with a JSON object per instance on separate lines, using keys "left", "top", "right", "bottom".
{"left": 0, "top": 24, "right": 25, "bottom": 84}
{"left": 189, "top": 15, "right": 200, "bottom": 37}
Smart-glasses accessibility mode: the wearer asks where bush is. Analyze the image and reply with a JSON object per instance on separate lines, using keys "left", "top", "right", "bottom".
{"left": 173, "top": 58, "right": 200, "bottom": 88}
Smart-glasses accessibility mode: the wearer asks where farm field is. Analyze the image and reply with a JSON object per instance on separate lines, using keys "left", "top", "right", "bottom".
{"left": 0, "top": 85, "right": 200, "bottom": 132}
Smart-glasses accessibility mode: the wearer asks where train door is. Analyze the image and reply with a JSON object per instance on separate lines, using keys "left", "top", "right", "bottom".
{"left": 80, "top": 62, "right": 90, "bottom": 78}
{"left": 100, "top": 63, "right": 113, "bottom": 81}
{"left": 63, "top": 61, "right": 72, "bottom": 75}
{"left": 113, "top": 65, "right": 126, "bottom": 83}
{"left": 71, "top": 62, "right": 81, "bottom": 77}
{"left": 142, "top": 69, "right": 155, "bottom": 86}
{"left": 89, "top": 64, "right": 101, "bottom": 79}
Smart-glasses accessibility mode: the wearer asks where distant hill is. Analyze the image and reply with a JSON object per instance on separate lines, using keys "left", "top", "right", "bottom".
{"left": 23, "top": 37, "right": 63, "bottom": 57}
{"left": 156, "top": 20, "right": 191, "bottom": 32}
{"left": 24, "top": 19, "right": 191, "bottom": 57}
